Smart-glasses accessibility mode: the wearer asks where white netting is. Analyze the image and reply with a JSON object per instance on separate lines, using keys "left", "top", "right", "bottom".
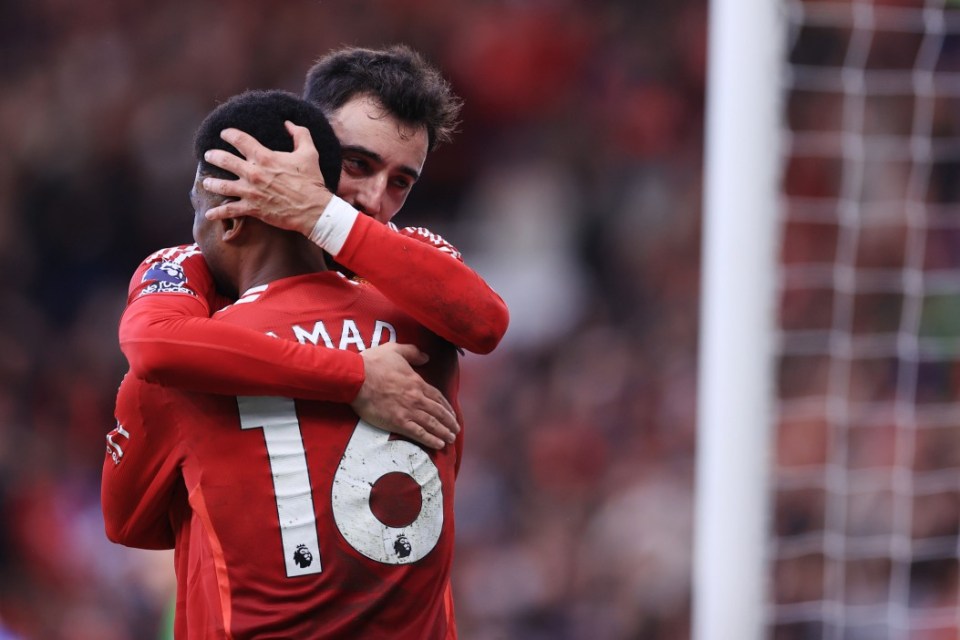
{"left": 773, "top": 1, "right": 960, "bottom": 638}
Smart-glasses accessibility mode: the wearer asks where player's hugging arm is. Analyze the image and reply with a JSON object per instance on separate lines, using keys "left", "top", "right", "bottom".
{"left": 313, "top": 204, "right": 510, "bottom": 354}
{"left": 119, "top": 245, "right": 363, "bottom": 402}
{"left": 117, "top": 245, "right": 458, "bottom": 449}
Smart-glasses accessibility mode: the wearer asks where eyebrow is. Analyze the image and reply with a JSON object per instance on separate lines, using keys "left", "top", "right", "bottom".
{"left": 341, "top": 145, "right": 421, "bottom": 183}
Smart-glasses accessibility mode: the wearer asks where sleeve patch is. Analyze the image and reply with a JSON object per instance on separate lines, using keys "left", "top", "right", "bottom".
{"left": 138, "top": 282, "right": 199, "bottom": 298}
{"left": 137, "top": 260, "right": 198, "bottom": 298}
{"left": 142, "top": 260, "right": 188, "bottom": 286}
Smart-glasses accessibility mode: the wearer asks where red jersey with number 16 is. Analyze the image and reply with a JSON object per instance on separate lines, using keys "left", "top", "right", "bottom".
{"left": 106, "top": 272, "right": 462, "bottom": 639}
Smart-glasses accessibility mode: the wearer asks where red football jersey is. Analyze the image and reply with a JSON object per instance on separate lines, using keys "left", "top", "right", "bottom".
{"left": 118, "top": 219, "right": 508, "bottom": 403}
{"left": 119, "top": 244, "right": 367, "bottom": 402}
{"left": 104, "top": 273, "right": 462, "bottom": 639}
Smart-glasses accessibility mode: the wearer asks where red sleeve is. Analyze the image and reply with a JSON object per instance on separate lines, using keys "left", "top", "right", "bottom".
{"left": 120, "top": 246, "right": 364, "bottom": 402}
{"left": 101, "top": 376, "right": 183, "bottom": 549}
{"left": 336, "top": 215, "right": 509, "bottom": 354}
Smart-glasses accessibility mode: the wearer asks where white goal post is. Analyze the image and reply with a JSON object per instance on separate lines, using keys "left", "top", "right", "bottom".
{"left": 694, "top": 0, "right": 785, "bottom": 638}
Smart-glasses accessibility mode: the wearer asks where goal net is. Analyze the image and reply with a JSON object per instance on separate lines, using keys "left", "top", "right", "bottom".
{"left": 697, "top": 1, "right": 960, "bottom": 638}
{"left": 773, "top": 0, "right": 960, "bottom": 638}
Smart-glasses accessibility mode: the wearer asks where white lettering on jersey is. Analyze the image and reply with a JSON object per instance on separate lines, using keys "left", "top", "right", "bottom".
{"left": 293, "top": 322, "right": 335, "bottom": 348}
{"left": 371, "top": 321, "right": 396, "bottom": 347}
{"left": 339, "top": 320, "right": 365, "bottom": 351}
{"left": 290, "top": 320, "right": 397, "bottom": 351}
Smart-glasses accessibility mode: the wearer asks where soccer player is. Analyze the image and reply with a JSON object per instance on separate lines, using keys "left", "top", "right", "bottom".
{"left": 119, "top": 45, "right": 508, "bottom": 449}
{"left": 103, "top": 90, "right": 464, "bottom": 638}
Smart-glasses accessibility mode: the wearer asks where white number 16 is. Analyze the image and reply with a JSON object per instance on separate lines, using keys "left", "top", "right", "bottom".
{"left": 238, "top": 396, "right": 444, "bottom": 578}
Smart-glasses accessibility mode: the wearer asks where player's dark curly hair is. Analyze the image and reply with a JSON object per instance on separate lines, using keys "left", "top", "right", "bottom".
{"left": 303, "top": 45, "right": 463, "bottom": 152}
{"left": 194, "top": 89, "right": 341, "bottom": 192}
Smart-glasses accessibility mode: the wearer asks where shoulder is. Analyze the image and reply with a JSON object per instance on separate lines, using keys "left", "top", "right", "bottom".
{"left": 127, "top": 244, "right": 220, "bottom": 306}
{"left": 133, "top": 244, "right": 208, "bottom": 283}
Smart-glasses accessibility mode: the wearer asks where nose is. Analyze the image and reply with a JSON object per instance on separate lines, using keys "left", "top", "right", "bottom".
{"left": 352, "top": 175, "right": 389, "bottom": 223}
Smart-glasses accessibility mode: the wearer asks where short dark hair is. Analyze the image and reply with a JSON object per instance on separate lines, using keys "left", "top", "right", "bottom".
{"left": 303, "top": 45, "right": 462, "bottom": 152}
{"left": 194, "top": 89, "right": 341, "bottom": 192}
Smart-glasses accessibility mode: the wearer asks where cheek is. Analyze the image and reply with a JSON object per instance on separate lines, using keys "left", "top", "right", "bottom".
{"left": 193, "top": 213, "right": 214, "bottom": 249}
{"left": 336, "top": 171, "right": 358, "bottom": 198}
{"left": 383, "top": 193, "right": 409, "bottom": 222}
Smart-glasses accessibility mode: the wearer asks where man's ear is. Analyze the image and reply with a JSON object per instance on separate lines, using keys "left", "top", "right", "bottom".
{"left": 221, "top": 216, "right": 246, "bottom": 243}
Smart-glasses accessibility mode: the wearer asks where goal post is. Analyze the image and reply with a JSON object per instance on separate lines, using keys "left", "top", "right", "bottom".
{"left": 693, "top": 0, "right": 786, "bottom": 638}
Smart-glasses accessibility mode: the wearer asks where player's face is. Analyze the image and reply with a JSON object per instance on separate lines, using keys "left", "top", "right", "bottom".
{"left": 190, "top": 167, "right": 236, "bottom": 295}
{"left": 190, "top": 168, "right": 219, "bottom": 252}
{"left": 328, "top": 94, "right": 429, "bottom": 224}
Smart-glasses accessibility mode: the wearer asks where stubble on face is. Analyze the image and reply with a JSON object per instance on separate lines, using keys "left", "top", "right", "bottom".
{"left": 328, "top": 95, "right": 429, "bottom": 223}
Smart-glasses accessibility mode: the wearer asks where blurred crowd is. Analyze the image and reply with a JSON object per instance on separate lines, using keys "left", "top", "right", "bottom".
{"left": 0, "top": 0, "right": 709, "bottom": 638}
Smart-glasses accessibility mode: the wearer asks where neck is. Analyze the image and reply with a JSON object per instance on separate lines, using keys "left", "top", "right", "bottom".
{"left": 235, "top": 231, "right": 327, "bottom": 294}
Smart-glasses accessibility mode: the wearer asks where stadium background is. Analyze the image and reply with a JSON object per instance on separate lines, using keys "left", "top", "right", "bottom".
{"left": 0, "top": 1, "right": 709, "bottom": 638}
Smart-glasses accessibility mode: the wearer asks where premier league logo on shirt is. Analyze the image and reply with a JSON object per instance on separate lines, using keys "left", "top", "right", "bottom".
{"left": 142, "top": 261, "right": 187, "bottom": 286}
{"left": 393, "top": 534, "right": 412, "bottom": 559}
{"left": 138, "top": 260, "right": 196, "bottom": 298}
{"left": 293, "top": 544, "right": 314, "bottom": 568}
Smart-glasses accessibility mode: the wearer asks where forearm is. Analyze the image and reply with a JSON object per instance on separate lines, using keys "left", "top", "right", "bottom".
{"left": 101, "top": 412, "right": 178, "bottom": 550}
{"left": 101, "top": 472, "right": 176, "bottom": 549}
{"left": 315, "top": 200, "right": 509, "bottom": 353}
{"left": 120, "top": 302, "right": 364, "bottom": 401}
